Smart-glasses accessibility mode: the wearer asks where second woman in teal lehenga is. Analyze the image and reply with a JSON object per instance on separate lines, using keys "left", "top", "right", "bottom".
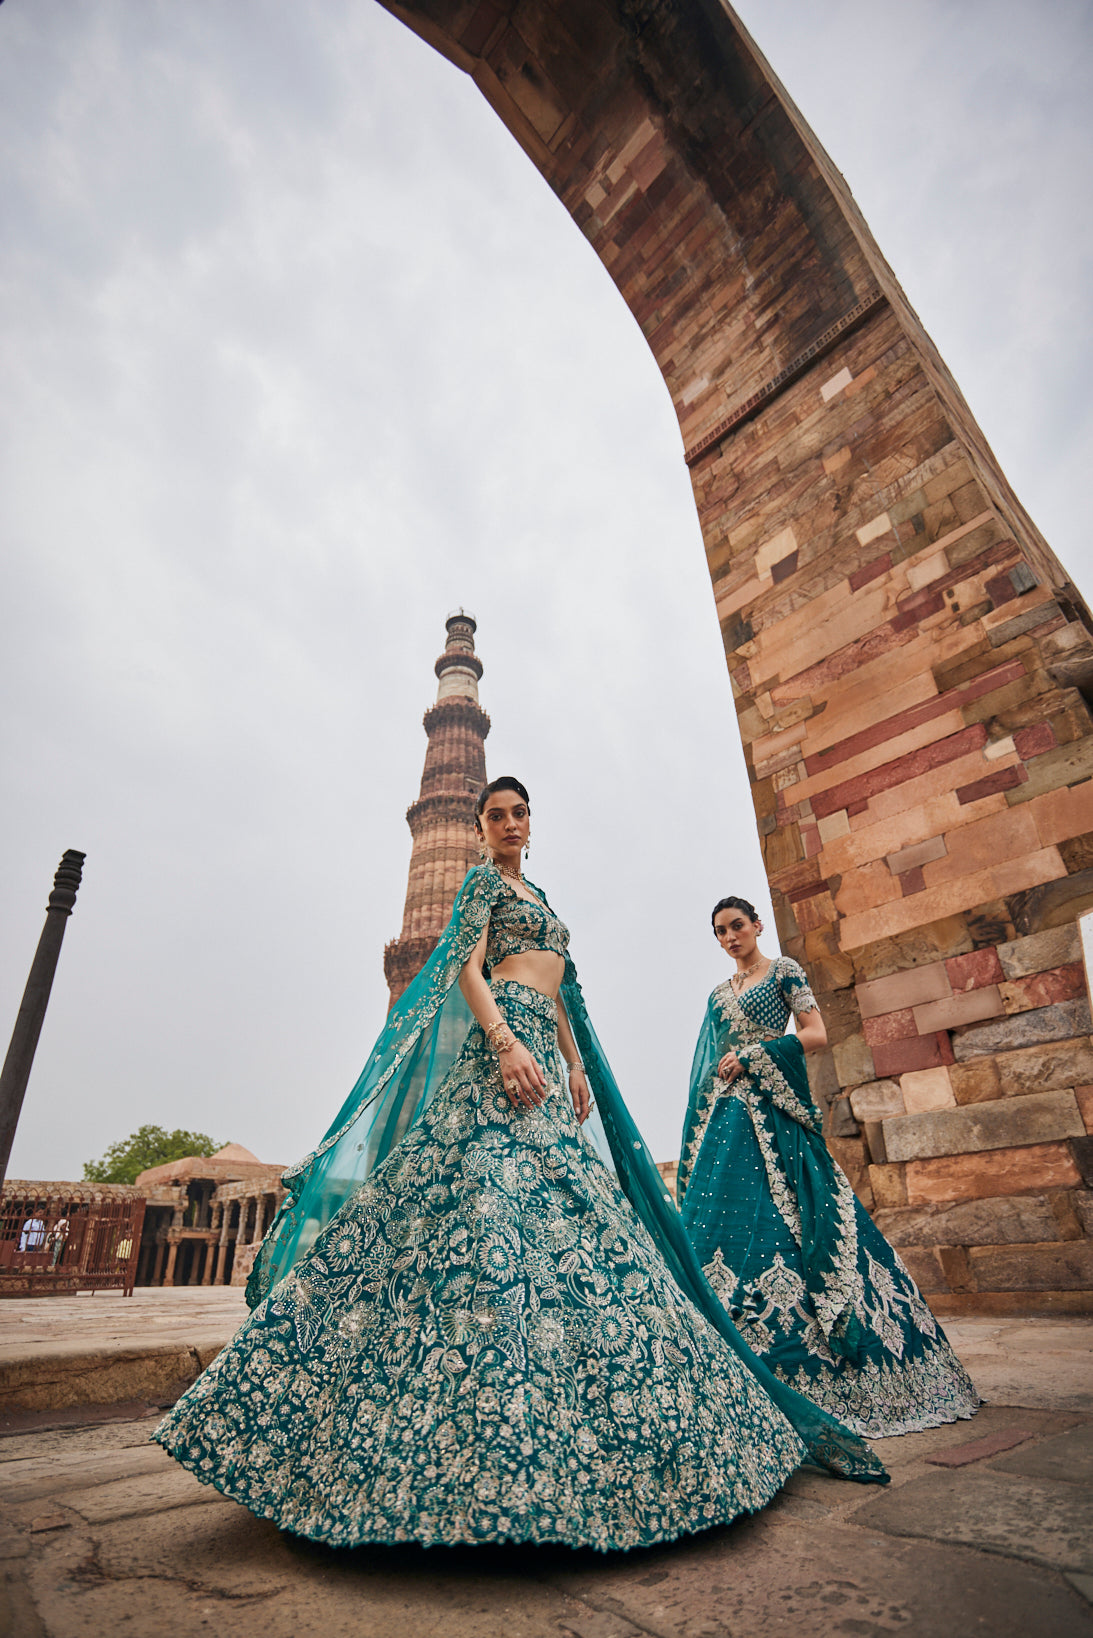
{"left": 156, "top": 782, "right": 886, "bottom": 1553}
{"left": 678, "top": 897, "right": 979, "bottom": 1439}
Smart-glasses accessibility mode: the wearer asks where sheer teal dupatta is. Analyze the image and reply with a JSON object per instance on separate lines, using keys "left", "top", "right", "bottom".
{"left": 245, "top": 866, "right": 496, "bottom": 1304}
{"left": 248, "top": 866, "right": 887, "bottom": 1486}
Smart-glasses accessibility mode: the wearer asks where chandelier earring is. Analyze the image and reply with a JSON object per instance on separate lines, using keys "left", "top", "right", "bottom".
{"left": 524, "top": 834, "right": 531, "bottom": 859}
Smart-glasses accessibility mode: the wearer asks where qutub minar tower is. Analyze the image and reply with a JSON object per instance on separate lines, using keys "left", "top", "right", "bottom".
{"left": 384, "top": 611, "right": 490, "bottom": 1005}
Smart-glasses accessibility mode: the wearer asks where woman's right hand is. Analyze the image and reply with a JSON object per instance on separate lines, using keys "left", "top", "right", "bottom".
{"left": 498, "top": 1040, "right": 547, "bottom": 1110}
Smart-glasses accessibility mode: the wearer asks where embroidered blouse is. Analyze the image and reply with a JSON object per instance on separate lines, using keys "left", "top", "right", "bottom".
{"left": 717, "top": 956, "right": 819, "bottom": 1042}
{"left": 484, "top": 882, "right": 570, "bottom": 971}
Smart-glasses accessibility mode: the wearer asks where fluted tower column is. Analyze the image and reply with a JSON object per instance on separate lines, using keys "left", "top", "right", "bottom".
{"left": 384, "top": 612, "right": 490, "bottom": 1004}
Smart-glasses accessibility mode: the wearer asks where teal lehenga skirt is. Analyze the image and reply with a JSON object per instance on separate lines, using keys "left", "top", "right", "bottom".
{"left": 155, "top": 982, "right": 808, "bottom": 1550}
{"left": 682, "top": 1093, "right": 980, "bottom": 1437}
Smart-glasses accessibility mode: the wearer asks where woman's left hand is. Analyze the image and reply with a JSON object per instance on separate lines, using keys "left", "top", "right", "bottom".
{"left": 717, "top": 1050, "right": 747, "bottom": 1084}
{"left": 569, "top": 1066, "right": 591, "bottom": 1125}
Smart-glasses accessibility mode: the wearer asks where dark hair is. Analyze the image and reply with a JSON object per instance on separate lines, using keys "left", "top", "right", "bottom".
{"left": 711, "top": 895, "right": 759, "bottom": 933}
{"left": 474, "top": 776, "right": 531, "bottom": 828}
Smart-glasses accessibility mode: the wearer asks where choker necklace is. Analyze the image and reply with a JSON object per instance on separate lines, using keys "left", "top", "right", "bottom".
{"left": 732, "top": 956, "right": 766, "bottom": 990}
{"left": 495, "top": 860, "right": 524, "bottom": 884}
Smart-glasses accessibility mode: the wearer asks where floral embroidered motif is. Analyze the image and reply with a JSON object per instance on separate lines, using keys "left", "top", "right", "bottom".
{"left": 679, "top": 959, "right": 979, "bottom": 1439}
{"left": 485, "top": 885, "right": 570, "bottom": 969}
{"left": 158, "top": 981, "right": 808, "bottom": 1549}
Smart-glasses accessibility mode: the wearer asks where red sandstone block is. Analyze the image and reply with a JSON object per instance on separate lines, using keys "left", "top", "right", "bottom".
{"left": 804, "top": 695, "right": 952, "bottom": 778}
{"left": 847, "top": 798, "right": 870, "bottom": 817}
{"left": 872, "top": 1033, "right": 948, "bottom": 1077}
{"left": 956, "top": 765, "right": 1029, "bottom": 805}
{"left": 925, "top": 1429, "right": 1033, "bottom": 1468}
{"left": 909, "top": 536, "right": 1016, "bottom": 598}
{"left": 849, "top": 553, "right": 891, "bottom": 592}
{"left": 1002, "top": 964, "right": 1088, "bottom": 1013}
{"left": 946, "top": 948, "right": 1004, "bottom": 993}
{"left": 787, "top": 879, "right": 831, "bottom": 904}
{"left": 862, "top": 1008, "right": 918, "bottom": 1046}
{"left": 1077, "top": 1085, "right": 1093, "bottom": 1134}
{"left": 858, "top": 962, "right": 952, "bottom": 1018}
{"left": 775, "top": 617, "right": 920, "bottom": 703}
{"left": 802, "top": 825, "right": 822, "bottom": 858}
{"left": 812, "top": 724, "right": 988, "bottom": 820}
{"left": 984, "top": 571, "right": 1020, "bottom": 607}
{"left": 772, "top": 860, "right": 824, "bottom": 895}
{"left": 1014, "top": 722, "right": 1058, "bottom": 759}
{"left": 912, "top": 987, "right": 1004, "bottom": 1033}
{"left": 901, "top": 867, "right": 925, "bottom": 895}
{"left": 897, "top": 589, "right": 945, "bottom": 622}
{"left": 906, "top": 1141, "right": 1081, "bottom": 1204}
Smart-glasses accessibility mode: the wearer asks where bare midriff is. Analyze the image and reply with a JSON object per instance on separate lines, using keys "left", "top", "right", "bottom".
{"left": 491, "top": 951, "right": 566, "bottom": 999}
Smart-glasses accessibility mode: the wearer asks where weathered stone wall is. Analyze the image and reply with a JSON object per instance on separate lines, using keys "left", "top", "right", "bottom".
{"left": 383, "top": 0, "right": 1093, "bottom": 1310}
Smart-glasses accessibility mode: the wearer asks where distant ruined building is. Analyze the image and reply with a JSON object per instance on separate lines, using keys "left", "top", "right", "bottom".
{"left": 384, "top": 612, "right": 490, "bottom": 1004}
{"left": 133, "top": 1143, "right": 286, "bottom": 1290}
{"left": 0, "top": 1144, "right": 287, "bottom": 1293}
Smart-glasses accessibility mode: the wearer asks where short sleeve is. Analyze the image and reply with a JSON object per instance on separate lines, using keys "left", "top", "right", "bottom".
{"left": 778, "top": 957, "right": 819, "bottom": 1018}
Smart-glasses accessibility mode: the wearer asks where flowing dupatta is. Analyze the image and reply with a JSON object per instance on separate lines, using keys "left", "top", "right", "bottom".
{"left": 678, "top": 988, "right": 868, "bottom": 1369}
{"left": 248, "top": 866, "right": 887, "bottom": 1486}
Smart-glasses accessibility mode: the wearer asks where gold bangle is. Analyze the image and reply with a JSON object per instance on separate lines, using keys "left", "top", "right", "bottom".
{"left": 486, "top": 1020, "right": 516, "bottom": 1054}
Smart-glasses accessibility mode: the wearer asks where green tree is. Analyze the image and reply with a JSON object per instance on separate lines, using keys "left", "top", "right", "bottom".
{"left": 83, "top": 1125, "right": 222, "bottom": 1185}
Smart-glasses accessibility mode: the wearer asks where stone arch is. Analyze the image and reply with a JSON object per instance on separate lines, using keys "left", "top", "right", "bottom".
{"left": 380, "top": 1, "right": 1093, "bottom": 1312}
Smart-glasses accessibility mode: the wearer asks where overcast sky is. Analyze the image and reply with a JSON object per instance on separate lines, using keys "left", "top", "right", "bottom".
{"left": 2, "top": 0, "right": 1090, "bottom": 1181}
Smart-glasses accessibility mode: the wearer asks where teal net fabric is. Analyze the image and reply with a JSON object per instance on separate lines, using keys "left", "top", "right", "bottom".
{"left": 246, "top": 868, "right": 496, "bottom": 1303}
{"left": 247, "top": 865, "right": 887, "bottom": 1485}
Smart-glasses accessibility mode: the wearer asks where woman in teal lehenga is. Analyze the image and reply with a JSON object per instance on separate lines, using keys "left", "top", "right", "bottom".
{"left": 677, "top": 896, "right": 979, "bottom": 1439}
{"left": 156, "top": 784, "right": 888, "bottom": 1551}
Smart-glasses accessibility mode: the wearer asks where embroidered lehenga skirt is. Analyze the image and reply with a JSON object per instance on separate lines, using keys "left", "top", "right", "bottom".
{"left": 682, "top": 1086, "right": 980, "bottom": 1438}
{"left": 155, "top": 981, "right": 808, "bottom": 1550}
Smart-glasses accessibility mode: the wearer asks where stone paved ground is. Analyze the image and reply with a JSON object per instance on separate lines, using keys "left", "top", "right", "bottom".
{"left": 1, "top": 1292, "right": 1091, "bottom": 1637}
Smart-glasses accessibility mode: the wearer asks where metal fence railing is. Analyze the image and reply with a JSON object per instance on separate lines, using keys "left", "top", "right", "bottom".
{"left": 0, "top": 1188, "right": 146, "bottom": 1297}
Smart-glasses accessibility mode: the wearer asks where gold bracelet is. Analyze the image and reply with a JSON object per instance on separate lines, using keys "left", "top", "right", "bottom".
{"left": 486, "top": 1020, "right": 516, "bottom": 1054}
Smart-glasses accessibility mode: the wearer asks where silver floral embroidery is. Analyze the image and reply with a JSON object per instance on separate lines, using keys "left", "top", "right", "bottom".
{"left": 157, "top": 981, "right": 809, "bottom": 1549}
{"left": 681, "top": 961, "right": 978, "bottom": 1440}
{"left": 777, "top": 1344, "right": 979, "bottom": 1439}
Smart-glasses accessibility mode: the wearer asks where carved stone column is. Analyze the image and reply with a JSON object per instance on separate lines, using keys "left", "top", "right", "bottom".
{"left": 214, "top": 1207, "right": 231, "bottom": 1285}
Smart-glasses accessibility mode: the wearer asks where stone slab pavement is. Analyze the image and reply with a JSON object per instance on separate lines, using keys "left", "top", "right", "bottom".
{"left": 0, "top": 1292, "right": 1091, "bottom": 1636}
{"left": 0, "top": 1287, "right": 248, "bottom": 1422}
